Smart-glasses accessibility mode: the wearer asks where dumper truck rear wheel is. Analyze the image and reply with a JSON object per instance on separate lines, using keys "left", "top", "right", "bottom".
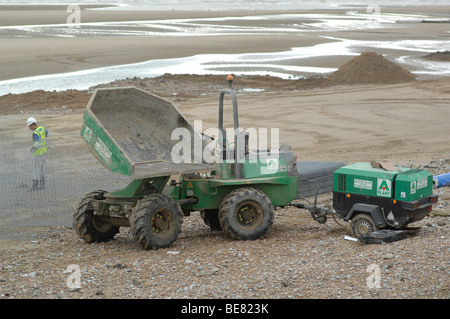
{"left": 130, "top": 194, "right": 183, "bottom": 250}
{"left": 73, "top": 190, "right": 120, "bottom": 243}
{"left": 351, "top": 213, "right": 378, "bottom": 238}
{"left": 219, "top": 187, "right": 274, "bottom": 240}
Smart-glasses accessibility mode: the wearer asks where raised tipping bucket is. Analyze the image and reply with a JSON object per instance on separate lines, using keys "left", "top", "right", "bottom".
{"left": 80, "top": 87, "right": 213, "bottom": 178}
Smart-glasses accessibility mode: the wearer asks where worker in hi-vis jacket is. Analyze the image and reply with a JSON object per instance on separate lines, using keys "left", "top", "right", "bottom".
{"left": 27, "top": 117, "right": 50, "bottom": 191}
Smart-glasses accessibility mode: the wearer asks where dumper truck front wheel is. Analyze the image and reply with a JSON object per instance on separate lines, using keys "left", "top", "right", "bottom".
{"left": 130, "top": 194, "right": 183, "bottom": 250}
{"left": 219, "top": 187, "right": 274, "bottom": 240}
{"left": 351, "top": 213, "right": 378, "bottom": 238}
{"left": 73, "top": 190, "right": 120, "bottom": 243}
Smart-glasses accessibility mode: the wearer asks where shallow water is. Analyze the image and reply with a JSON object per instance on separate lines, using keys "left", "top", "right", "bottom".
{"left": 1, "top": 0, "right": 448, "bottom": 10}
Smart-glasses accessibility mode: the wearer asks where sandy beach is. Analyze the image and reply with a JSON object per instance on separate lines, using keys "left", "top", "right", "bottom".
{"left": 0, "top": 4, "right": 449, "bottom": 300}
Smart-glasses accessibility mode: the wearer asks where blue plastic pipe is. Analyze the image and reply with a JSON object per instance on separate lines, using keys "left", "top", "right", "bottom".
{"left": 433, "top": 173, "right": 450, "bottom": 188}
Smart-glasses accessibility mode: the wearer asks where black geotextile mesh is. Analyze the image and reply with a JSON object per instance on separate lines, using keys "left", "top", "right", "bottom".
{"left": 297, "top": 161, "right": 346, "bottom": 199}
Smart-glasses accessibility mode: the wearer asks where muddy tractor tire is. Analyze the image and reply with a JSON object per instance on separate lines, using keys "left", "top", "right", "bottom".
{"left": 200, "top": 209, "right": 222, "bottom": 231}
{"left": 73, "top": 190, "right": 120, "bottom": 243}
{"left": 130, "top": 194, "right": 183, "bottom": 250}
{"left": 351, "top": 213, "right": 378, "bottom": 238}
{"left": 219, "top": 187, "right": 274, "bottom": 240}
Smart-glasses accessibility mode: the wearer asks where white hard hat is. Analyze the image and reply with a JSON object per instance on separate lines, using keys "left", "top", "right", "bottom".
{"left": 27, "top": 117, "right": 37, "bottom": 127}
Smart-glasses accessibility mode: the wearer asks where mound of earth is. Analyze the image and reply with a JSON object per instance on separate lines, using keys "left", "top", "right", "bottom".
{"left": 328, "top": 51, "right": 416, "bottom": 85}
{"left": 0, "top": 89, "right": 90, "bottom": 115}
{"left": 91, "top": 74, "right": 333, "bottom": 96}
{"left": 423, "top": 50, "right": 450, "bottom": 62}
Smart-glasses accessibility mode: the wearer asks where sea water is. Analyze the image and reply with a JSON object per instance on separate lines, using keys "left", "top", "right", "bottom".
{"left": 0, "top": 0, "right": 448, "bottom": 10}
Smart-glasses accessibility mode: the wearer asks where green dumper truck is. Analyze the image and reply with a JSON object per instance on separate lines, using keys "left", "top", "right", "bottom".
{"left": 75, "top": 84, "right": 303, "bottom": 249}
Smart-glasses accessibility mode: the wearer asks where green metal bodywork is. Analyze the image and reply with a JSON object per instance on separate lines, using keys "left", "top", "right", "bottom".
{"left": 168, "top": 174, "right": 297, "bottom": 211}
{"left": 101, "top": 157, "right": 298, "bottom": 212}
{"left": 81, "top": 111, "right": 132, "bottom": 176}
{"left": 180, "top": 157, "right": 297, "bottom": 210}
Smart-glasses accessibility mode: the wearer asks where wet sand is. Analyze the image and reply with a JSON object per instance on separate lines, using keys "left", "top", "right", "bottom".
{"left": 1, "top": 5, "right": 449, "bottom": 81}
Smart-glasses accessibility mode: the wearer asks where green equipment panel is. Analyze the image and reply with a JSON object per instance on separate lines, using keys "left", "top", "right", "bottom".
{"left": 394, "top": 169, "right": 433, "bottom": 201}
{"left": 333, "top": 162, "right": 433, "bottom": 201}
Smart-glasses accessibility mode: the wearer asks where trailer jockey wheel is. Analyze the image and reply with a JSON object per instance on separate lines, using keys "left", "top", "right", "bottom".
{"left": 351, "top": 213, "right": 378, "bottom": 238}
{"left": 219, "top": 187, "right": 274, "bottom": 240}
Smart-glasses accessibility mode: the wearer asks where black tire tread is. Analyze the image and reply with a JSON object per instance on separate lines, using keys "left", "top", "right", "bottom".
{"left": 130, "top": 194, "right": 183, "bottom": 250}
{"left": 73, "top": 190, "right": 119, "bottom": 243}
{"left": 350, "top": 213, "right": 378, "bottom": 238}
{"left": 218, "top": 187, "right": 274, "bottom": 240}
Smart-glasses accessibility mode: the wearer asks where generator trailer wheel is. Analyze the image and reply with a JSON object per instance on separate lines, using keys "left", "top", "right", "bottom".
{"left": 351, "top": 213, "right": 378, "bottom": 238}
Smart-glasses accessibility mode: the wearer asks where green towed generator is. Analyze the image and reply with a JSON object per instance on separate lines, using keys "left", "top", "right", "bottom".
{"left": 332, "top": 162, "right": 438, "bottom": 237}
{"left": 296, "top": 161, "right": 438, "bottom": 239}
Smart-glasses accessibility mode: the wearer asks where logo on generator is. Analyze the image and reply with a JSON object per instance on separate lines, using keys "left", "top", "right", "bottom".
{"left": 411, "top": 180, "right": 417, "bottom": 194}
{"left": 377, "top": 178, "right": 392, "bottom": 197}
